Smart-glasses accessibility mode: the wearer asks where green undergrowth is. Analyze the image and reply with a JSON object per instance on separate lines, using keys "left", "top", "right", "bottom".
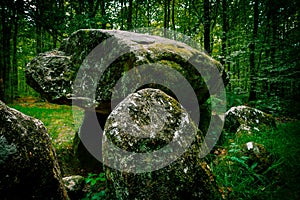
{"left": 209, "top": 121, "right": 300, "bottom": 199}
{"left": 8, "top": 102, "right": 300, "bottom": 199}
{"left": 82, "top": 173, "right": 106, "bottom": 200}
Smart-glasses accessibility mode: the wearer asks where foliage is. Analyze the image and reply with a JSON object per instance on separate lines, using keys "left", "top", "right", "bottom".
{"left": 83, "top": 173, "right": 107, "bottom": 200}
{"left": 209, "top": 120, "right": 300, "bottom": 199}
{"left": 226, "top": 88, "right": 249, "bottom": 109}
{"left": 0, "top": 0, "right": 299, "bottom": 117}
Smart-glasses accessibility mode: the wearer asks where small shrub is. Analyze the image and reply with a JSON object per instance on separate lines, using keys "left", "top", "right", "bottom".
{"left": 83, "top": 173, "right": 106, "bottom": 200}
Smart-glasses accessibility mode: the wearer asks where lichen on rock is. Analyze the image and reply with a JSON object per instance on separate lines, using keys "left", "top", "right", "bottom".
{"left": 62, "top": 175, "right": 85, "bottom": 199}
{"left": 102, "top": 88, "right": 220, "bottom": 199}
{"left": 224, "top": 105, "right": 276, "bottom": 135}
{"left": 0, "top": 101, "right": 69, "bottom": 200}
{"left": 26, "top": 29, "right": 227, "bottom": 114}
{"left": 0, "top": 135, "right": 17, "bottom": 164}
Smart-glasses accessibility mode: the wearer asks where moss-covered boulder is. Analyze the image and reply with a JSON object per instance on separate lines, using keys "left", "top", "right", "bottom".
{"left": 0, "top": 101, "right": 69, "bottom": 200}
{"left": 224, "top": 105, "right": 276, "bottom": 135}
{"left": 26, "top": 29, "right": 227, "bottom": 114}
{"left": 102, "top": 88, "right": 220, "bottom": 199}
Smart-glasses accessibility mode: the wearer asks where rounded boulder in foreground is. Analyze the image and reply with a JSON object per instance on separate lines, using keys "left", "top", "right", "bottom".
{"left": 102, "top": 88, "right": 220, "bottom": 199}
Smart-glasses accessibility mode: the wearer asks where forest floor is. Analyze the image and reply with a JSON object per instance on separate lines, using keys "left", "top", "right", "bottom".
{"left": 9, "top": 99, "right": 300, "bottom": 199}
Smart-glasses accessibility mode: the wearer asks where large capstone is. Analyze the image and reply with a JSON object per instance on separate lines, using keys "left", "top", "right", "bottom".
{"left": 0, "top": 101, "right": 69, "bottom": 200}
{"left": 26, "top": 29, "right": 227, "bottom": 114}
{"left": 102, "top": 88, "right": 220, "bottom": 199}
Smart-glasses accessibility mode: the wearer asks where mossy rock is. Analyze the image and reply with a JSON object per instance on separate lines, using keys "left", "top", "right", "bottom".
{"left": 224, "top": 105, "right": 276, "bottom": 135}
{"left": 102, "top": 88, "right": 221, "bottom": 199}
{"left": 26, "top": 29, "right": 227, "bottom": 114}
{"left": 0, "top": 101, "right": 69, "bottom": 200}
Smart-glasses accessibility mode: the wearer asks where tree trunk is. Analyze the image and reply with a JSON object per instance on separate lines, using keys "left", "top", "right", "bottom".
{"left": 147, "top": 0, "right": 151, "bottom": 28}
{"left": 171, "top": 0, "right": 176, "bottom": 39}
{"left": 120, "top": 0, "right": 124, "bottom": 30}
{"left": 221, "top": 0, "right": 227, "bottom": 66}
{"left": 204, "top": 0, "right": 211, "bottom": 54}
{"left": 12, "top": 10, "right": 19, "bottom": 100}
{"left": 1, "top": 1, "right": 12, "bottom": 102}
{"left": 36, "top": 25, "right": 42, "bottom": 54}
{"left": 135, "top": 0, "right": 139, "bottom": 27}
{"left": 164, "top": 0, "right": 170, "bottom": 37}
{"left": 100, "top": 0, "right": 107, "bottom": 29}
{"left": 127, "top": 0, "right": 133, "bottom": 30}
{"left": 248, "top": 0, "right": 259, "bottom": 101}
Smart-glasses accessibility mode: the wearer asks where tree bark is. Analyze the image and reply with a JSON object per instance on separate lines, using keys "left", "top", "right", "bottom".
{"left": 100, "top": 0, "right": 107, "bottom": 29}
{"left": 127, "top": 0, "right": 133, "bottom": 30}
{"left": 221, "top": 0, "right": 227, "bottom": 66}
{"left": 12, "top": 7, "right": 19, "bottom": 99}
{"left": 249, "top": 0, "right": 259, "bottom": 101}
{"left": 1, "top": 0, "right": 13, "bottom": 102}
{"left": 120, "top": 0, "right": 124, "bottom": 30}
{"left": 164, "top": 0, "right": 170, "bottom": 37}
{"left": 204, "top": 0, "right": 211, "bottom": 54}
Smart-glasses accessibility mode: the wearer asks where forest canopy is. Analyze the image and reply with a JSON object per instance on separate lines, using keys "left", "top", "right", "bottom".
{"left": 0, "top": 0, "right": 299, "bottom": 117}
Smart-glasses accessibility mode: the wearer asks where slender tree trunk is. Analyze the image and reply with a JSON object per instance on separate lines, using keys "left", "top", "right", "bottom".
{"left": 163, "top": 0, "right": 170, "bottom": 37}
{"left": 12, "top": 12, "right": 19, "bottom": 100}
{"left": 135, "top": 0, "right": 139, "bottom": 28}
{"left": 270, "top": 3, "right": 277, "bottom": 65}
{"left": 221, "top": 0, "right": 227, "bottom": 66}
{"left": 0, "top": 1, "right": 5, "bottom": 101}
{"left": 36, "top": 25, "right": 42, "bottom": 54}
{"left": 204, "top": 0, "right": 211, "bottom": 54}
{"left": 147, "top": 0, "right": 151, "bottom": 28}
{"left": 100, "top": 0, "right": 107, "bottom": 29}
{"left": 171, "top": 0, "right": 176, "bottom": 39}
{"left": 1, "top": 1, "right": 12, "bottom": 102}
{"left": 127, "top": 0, "right": 133, "bottom": 30}
{"left": 164, "top": 0, "right": 167, "bottom": 37}
{"left": 168, "top": 0, "right": 170, "bottom": 31}
{"left": 171, "top": 0, "right": 175, "bottom": 30}
{"left": 209, "top": 0, "right": 220, "bottom": 54}
{"left": 120, "top": 0, "right": 124, "bottom": 30}
{"left": 249, "top": 0, "right": 259, "bottom": 101}
{"left": 35, "top": 0, "right": 44, "bottom": 54}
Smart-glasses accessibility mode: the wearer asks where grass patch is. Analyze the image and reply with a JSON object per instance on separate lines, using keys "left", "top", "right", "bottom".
{"left": 210, "top": 121, "right": 300, "bottom": 199}
{"left": 9, "top": 102, "right": 84, "bottom": 176}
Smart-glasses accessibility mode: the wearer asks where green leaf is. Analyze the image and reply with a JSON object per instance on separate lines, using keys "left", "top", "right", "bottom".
{"left": 250, "top": 162, "right": 258, "bottom": 170}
